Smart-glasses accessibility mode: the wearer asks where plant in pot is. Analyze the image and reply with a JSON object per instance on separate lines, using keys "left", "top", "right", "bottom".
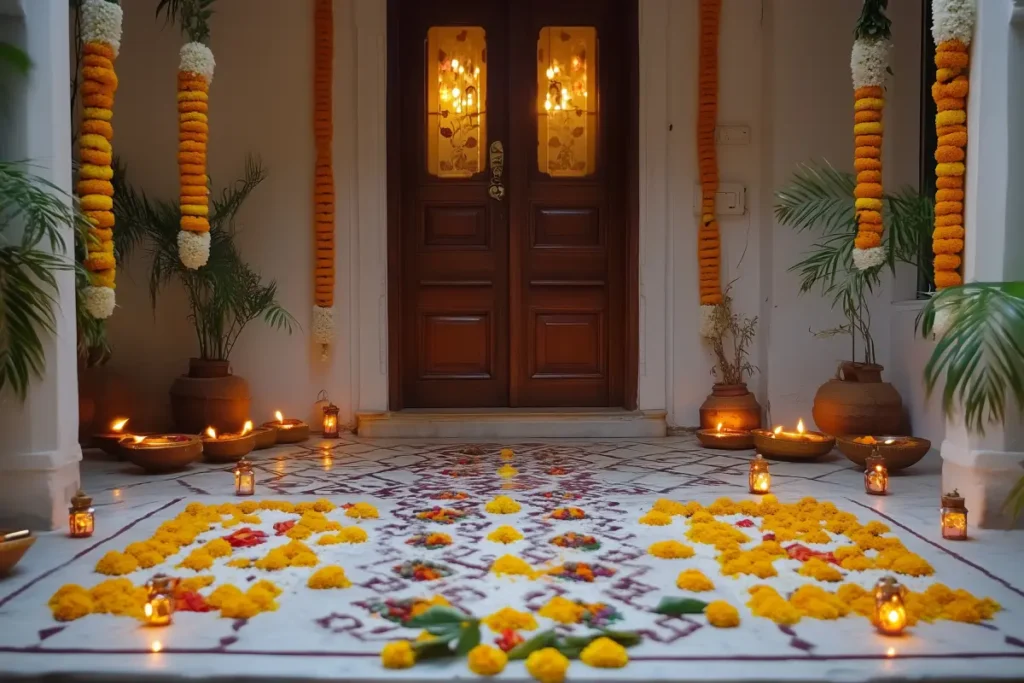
{"left": 113, "top": 157, "right": 296, "bottom": 433}
{"left": 919, "top": 281, "right": 1024, "bottom": 527}
{"left": 699, "top": 289, "right": 760, "bottom": 430}
{"left": 775, "top": 162, "right": 932, "bottom": 436}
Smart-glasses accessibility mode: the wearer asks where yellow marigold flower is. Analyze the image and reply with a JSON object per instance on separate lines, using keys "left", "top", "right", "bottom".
{"left": 705, "top": 600, "right": 740, "bottom": 628}
{"left": 338, "top": 526, "right": 369, "bottom": 543}
{"left": 638, "top": 509, "right": 672, "bottom": 526}
{"left": 207, "top": 585, "right": 244, "bottom": 609}
{"left": 537, "top": 596, "right": 586, "bottom": 624}
{"left": 648, "top": 540, "right": 695, "bottom": 559}
{"left": 579, "top": 636, "right": 628, "bottom": 668}
{"left": 525, "top": 647, "right": 570, "bottom": 683}
{"left": 889, "top": 552, "right": 934, "bottom": 577}
{"left": 652, "top": 498, "right": 688, "bottom": 515}
{"left": 799, "top": 529, "right": 831, "bottom": 544}
{"left": 237, "top": 500, "right": 258, "bottom": 514}
{"left": 758, "top": 493, "right": 781, "bottom": 515}
{"left": 286, "top": 524, "right": 314, "bottom": 540}
{"left": 308, "top": 565, "right": 352, "bottom": 589}
{"left": 840, "top": 554, "right": 874, "bottom": 571}
{"left": 325, "top": 520, "right": 342, "bottom": 531}
{"left": 226, "top": 557, "right": 252, "bottom": 568}
{"left": 500, "top": 448, "right": 515, "bottom": 460}
{"left": 291, "top": 551, "right": 319, "bottom": 567}
{"left": 318, "top": 533, "right": 342, "bottom": 545}
{"left": 483, "top": 606, "right": 538, "bottom": 632}
{"left": 203, "top": 538, "right": 232, "bottom": 558}
{"left": 50, "top": 589, "right": 94, "bottom": 621}
{"left": 94, "top": 551, "right": 139, "bottom": 576}
{"left": 345, "top": 502, "right": 379, "bottom": 519}
{"left": 797, "top": 557, "right": 843, "bottom": 582}
{"left": 409, "top": 595, "right": 450, "bottom": 618}
{"left": 789, "top": 584, "right": 850, "bottom": 620}
{"left": 299, "top": 513, "right": 330, "bottom": 532}
{"left": 491, "top": 554, "right": 536, "bottom": 578}
{"left": 178, "top": 548, "right": 214, "bottom": 572}
{"left": 707, "top": 497, "right": 738, "bottom": 516}
{"left": 861, "top": 520, "right": 890, "bottom": 536}
{"left": 676, "top": 568, "right": 714, "bottom": 592}
{"left": 485, "top": 495, "right": 522, "bottom": 514}
{"left": 487, "top": 525, "right": 524, "bottom": 543}
{"left": 177, "top": 575, "right": 215, "bottom": 593}
{"left": 497, "top": 464, "right": 518, "bottom": 478}
{"left": 468, "top": 644, "right": 508, "bottom": 676}
{"left": 246, "top": 585, "right": 279, "bottom": 612}
{"left": 254, "top": 549, "right": 290, "bottom": 571}
{"left": 381, "top": 640, "right": 416, "bottom": 669}
{"left": 689, "top": 509, "right": 715, "bottom": 524}
{"left": 219, "top": 595, "right": 262, "bottom": 619}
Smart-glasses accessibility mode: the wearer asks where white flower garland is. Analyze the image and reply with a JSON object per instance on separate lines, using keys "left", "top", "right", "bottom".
{"left": 178, "top": 230, "right": 211, "bottom": 270}
{"left": 932, "top": 0, "right": 975, "bottom": 45}
{"left": 179, "top": 42, "right": 216, "bottom": 83}
{"left": 80, "top": 0, "right": 123, "bottom": 57}
{"left": 699, "top": 304, "right": 718, "bottom": 339}
{"left": 82, "top": 285, "right": 116, "bottom": 319}
{"left": 312, "top": 305, "right": 334, "bottom": 360}
{"left": 850, "top": 37, "right": 890, "bottom": 91}
{"left": 852, "top": 246, "right": 886, "bottom": 271}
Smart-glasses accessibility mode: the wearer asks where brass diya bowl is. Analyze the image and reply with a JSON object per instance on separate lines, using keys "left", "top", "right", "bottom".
{"left": 92, "top": 432, "right": 153, "bottom": 458}
{"left": 0, "top": 531, "right": 35, "bottom": 577}
{"left": 250, "top": 426, "right": 277, "bottom": 450}
{"left": 262, "top": 421, "right": 310, "bottom": 444}
{"left": 752, "top": 429, "right": 836, "bottom": 461}
{"left": 696, "top": 429, "right": 754, "bottom": 450}
{"left": 203, "top": 433, "right": 256, "bottom": 463}
{"left": 836, "top": 435, "right": 931, "bottom": 471}
{"left": 121, "top": 434, "right": 203, "bottom": 473}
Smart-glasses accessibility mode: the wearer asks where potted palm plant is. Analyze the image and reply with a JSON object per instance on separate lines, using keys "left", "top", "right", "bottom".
{"left": 775, "top": 162, "right": 932, "bottom": 435}
{"left": 699, "top": 290, "right": 761, "bottom": 430}
{"left": 114, "top": 157, "right": 296, "bottom": 432}
{"left": 919, "top": 282, "right": 1024, "bottom": 525}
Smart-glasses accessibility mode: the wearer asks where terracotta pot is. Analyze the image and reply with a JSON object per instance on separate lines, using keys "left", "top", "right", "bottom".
{"left": 699, "top": 383, "right": 762, "bottom": 431}
{"left": 203, "top": 433, "right": 256, "bottom": 463}
{"left": 812, "top": 364, "right": 903, "bottom": 437}
{"left": 170, "top": 359, "right": 250, "bottom": 434}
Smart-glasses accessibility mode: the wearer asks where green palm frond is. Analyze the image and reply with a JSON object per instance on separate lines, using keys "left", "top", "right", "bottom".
{"left": 918, "top": 282, "right": 1024, "bottom": 433}
{"left": 155, "top": 0, "right": 216, "bottom": 44}
{"left": 774, "top": 162, "right": 858, "bottom": 237}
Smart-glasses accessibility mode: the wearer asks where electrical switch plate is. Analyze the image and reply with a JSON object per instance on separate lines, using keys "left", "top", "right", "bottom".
{"left": 693, "top": 182, "right": 746, "bottom": 216}
{"left": 715, "top": 125, "right": 751, "bottom": 145}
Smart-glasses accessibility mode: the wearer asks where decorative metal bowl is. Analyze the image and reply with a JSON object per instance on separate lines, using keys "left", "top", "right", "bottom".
{"left": 752, "top": 429, "right": 836, "bottom": 461}
{"left": 262, "top": 421, "right": 310, "bottom": 444}
{"left": 696, "top": 429, "right": 754, "bottom": 450}
{"left": 203, "top": 433, "right": 256, "bottom": 463}
{"left": 251, "top": 427, "right": 277, "bottom": 450}
{"left": 836, "top": 436, "right": 931, "bottom": 471}
{"left": 0, "top": 531, "right": 36, "bottom": 577}
{"left": 121, "top": 434, "right": 203, "bottom": 473}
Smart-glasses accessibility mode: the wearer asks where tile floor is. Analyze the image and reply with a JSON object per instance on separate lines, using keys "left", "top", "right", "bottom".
{"left": 1, "top": 436, "right": 1023, "bottom": 682}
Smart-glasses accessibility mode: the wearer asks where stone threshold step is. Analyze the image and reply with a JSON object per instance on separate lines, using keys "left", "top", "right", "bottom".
{"left": 355, "top": 408, "right": 667, "bottom": 438}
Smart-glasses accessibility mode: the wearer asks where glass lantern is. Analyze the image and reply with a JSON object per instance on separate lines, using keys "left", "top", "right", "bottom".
{"left": 68, "top": 490, "right": 95, "bottom": 538}
{"left": 874, "top": 576, "right": 908, "bottom": 635}
{"left": 864, "top": 447, "right": 889, "bottom": 495}
{"left": 941, "top": 490, "right": 968, "bottom": 540}
{"left": 322, "top": 401, "right": 340, "bottom": 438}
{"left": 748, "top": 454, "right": 771, "bottom": 494}
{"left": 143, "top": 574, "right": 178, "bottom": 627}
{"left": 234, "top": 457, "right": 255, "bottom": 496}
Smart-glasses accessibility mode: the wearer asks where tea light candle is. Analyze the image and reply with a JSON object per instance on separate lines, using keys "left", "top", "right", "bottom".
{"left": 864, "top": 447, "right": 889, "bottom": 495}
{"left": 143, "top": 574, "right": 178, "bottom": 627}
{"left": 874, "top": 576, "right": 908, "bottom": 635}
{"left": 68, "top": 490, "right": 94, "bottom": 538}
{"left": 234, "top": 457, "right": 255, "bottom": 496}
{"left": 748, "top": 454, "right": 771, "bottom": 494}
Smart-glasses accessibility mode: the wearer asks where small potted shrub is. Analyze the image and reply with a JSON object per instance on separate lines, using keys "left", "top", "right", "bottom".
{"left": 699, "top": 290, "right": 761, "bottom": 430}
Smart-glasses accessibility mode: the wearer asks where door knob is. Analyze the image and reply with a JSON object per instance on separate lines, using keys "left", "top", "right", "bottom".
{"left": 488, "top": 141, "right": 505, "bottom": 201}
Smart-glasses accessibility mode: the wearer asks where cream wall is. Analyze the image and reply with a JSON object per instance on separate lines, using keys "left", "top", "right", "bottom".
{"left": 103, "top": 0, "right": 927, "bottom": 431}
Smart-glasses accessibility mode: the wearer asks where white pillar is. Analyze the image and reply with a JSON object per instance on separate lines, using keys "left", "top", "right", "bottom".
{"left": 0, "top": 0, "right": 81, "bottom": 530}
{"left": 940, "top": 0, "right": 1024, "bottom": 529}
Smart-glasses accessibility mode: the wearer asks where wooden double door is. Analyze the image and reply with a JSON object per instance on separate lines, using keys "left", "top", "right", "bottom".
{"left": 389, "top": 0, "right": 635, "bottom": 409}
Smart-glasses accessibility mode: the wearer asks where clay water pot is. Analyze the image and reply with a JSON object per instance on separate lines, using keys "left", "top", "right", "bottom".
{"left": 812, "top": 363, "right": 903, "bottom": 437}
{"left": 699, "top": 383, "right": 762, "bottom": 431}
{"left": 169, "top": 359, "right": 250, "bottom": 434}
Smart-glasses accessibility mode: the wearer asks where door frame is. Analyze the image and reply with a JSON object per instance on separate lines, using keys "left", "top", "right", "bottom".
{"left": 385, "top": 0, "right": 639, "bottom": 411}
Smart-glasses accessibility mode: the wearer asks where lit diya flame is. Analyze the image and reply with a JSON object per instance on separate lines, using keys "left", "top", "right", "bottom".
{"left": 131, "top": 435, "right": 146, "bottom": 444}
{"left": 274, "top": 410, "right": 284, "bottom": 423}
{"left": 716, "top": 422, "right": 723, "bottom": 433}
{"left": 772, "top": 426, "right": 783, "bottom": 438}
{"left": 796, "top": 418, "right": 805, "bottom": 434}
{"left": 111, "top": 417, "right": 129, "bottom": 433}
{"left": 241, "top": 420, "right": 253, "bottom": 436}
{"left": 884, "top": 438, "right": 895, "bottom": 445}
{"left": 206, "top": 426, "right": 217, "bottom": 439}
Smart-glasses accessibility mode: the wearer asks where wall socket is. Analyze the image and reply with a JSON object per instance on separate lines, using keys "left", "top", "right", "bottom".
{"left": 715, "top": 125, "right": 751, "bottom": 145}
{"left": 693, "top": 182, "right": 746, "bottom": 216}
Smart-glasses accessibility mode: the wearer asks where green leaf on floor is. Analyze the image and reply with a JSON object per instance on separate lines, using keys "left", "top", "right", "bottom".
{"left": 654, "top": 596, "right": 709, "bottom": 616}
{"left": 507, "top": 629, "right": 556, "bottom": 660}
{"left": 405, "top": 606, "right": 471, "bottom": 627}
{"left": 411, "top": 636, "right": 456, "bottom": 660}
{"left": 455, "top": 621, "right": 481, "bottom": 655}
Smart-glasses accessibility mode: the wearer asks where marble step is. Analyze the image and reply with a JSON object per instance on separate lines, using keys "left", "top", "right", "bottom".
{"left": 355, "top": 408, "right": 667, "bottom": 438}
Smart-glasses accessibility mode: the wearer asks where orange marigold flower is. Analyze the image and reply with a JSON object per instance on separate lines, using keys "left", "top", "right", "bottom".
{"left": 855, "top": 233, "right": 881, "bottom": 249}
{"left": 933, "top": 238, "right": 964, "bottom": 255}
{"left": 935, "top": 146, "right": 965, "bottom": 163}
{"left": 934, "top": 270, "right": 963, "bottom": 288}
{"left": 854, "top": 183, "right": 883, "bottom": 199}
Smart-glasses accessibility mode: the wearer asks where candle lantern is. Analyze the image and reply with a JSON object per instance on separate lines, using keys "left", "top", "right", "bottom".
{"left": 68, "top": 490, "right": 95, "bottom": 538}
{"left": 864, "top": 447, "right": 889, "bottom": 495}
{"left": 322, "top": 401, "right": 340, "bottom": 438}
{"left": 143, "top": 574, "right": 178, "bottom": 627}
{"left": 234, "top": 457, "right": 255, "bottom": 496}
{"left": 748, "top": 454, "right": 771, "bottom": 494}
{"left": 873, "top": 576, "right": 908, "bottom": 635}
{"left": 940, "top": 489, "right": 968, "bottom": 541}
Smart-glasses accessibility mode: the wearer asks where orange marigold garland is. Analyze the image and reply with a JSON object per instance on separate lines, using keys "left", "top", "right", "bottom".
{"left": 697, "top": 0, "right": 723, "bottom": 336}
{"left": 176, "top": 42, "right": 215, "bottom": 269}
{"left": 78, "top": 0, "right": 123, "bottom": 319}
{"left": 850, "top": 0, "right": 891, "bottom": 272}
{"left": 312, "top": 0, "right": 335, "bottom": 358}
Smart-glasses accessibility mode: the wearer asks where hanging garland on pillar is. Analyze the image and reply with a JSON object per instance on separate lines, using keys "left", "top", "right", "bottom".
{"left": 850, "top": 0, "right": 891, "bottom": 272}
{"left": 78, "top": 0, "right": 123, "bottom": 320}
{"left": 697, "top": 0, "right": 723, "bottom": 337}
{"left": 311, "top": 0, "right": 335, "bottom": 359}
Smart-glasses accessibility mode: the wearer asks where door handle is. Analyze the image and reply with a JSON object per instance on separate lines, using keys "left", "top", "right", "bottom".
{"left": 488, "top": 141, "right": 505, "bottom": 201}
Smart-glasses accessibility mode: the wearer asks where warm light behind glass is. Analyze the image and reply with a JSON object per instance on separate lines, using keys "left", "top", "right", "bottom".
{"left": 151, "top": 640, "right": 163, "bottom": 653}
{"left": 427, "top": 26, "right": 487, "bottom": 178}
{"left": 941, "top": 509, "right": 968, "bottom": 540}
{"left": 69, "top": 510, "right": 94, "bottom": 538}
{"left": 537, "top": 26, "right": 597, "bottom": 177}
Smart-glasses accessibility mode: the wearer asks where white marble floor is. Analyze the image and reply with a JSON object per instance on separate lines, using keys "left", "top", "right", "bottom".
{"left": 1, "top": 435, "right": 1023, "bottom": 682}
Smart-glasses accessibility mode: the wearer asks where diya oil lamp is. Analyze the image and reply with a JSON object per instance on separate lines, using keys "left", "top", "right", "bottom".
{"left": 143, "top": 574, "right": 178, "bottom": 627}
{"left": 940, "top": 489, "right": 968, "bottom": 541}
{"left": 752, "top": 419, "right": 835, "bottom": 461}
{"left": 873, "top": 576, "right": 908, "bottom": 636}
{"left": 68, "top": 490, "right": 94, "bottom": 538}
{"left": 120, "top": 434, "right": 203, "bottom": 473}
{"left": 262, "top": 410, "right": 310, "bottom": 444}
{"left": 864, "top": 446, "right": 889, "bottom": 495}
{"left": 92, "top": 417, "right": 132, "bottom": 457}
{"left": 748, "top": 453, "right": 771, "bottom": 494}
{"left": 696, "top": 422, "right": 754, "bottom": 450}
{"left": 202, "top": 421, "right": 256, "bottom": 463}
{"left": 234, "top": 456, "right": 256, "bottom": 496}
{"left": 322, "top": 400, "right": 340, "bottom": 438}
